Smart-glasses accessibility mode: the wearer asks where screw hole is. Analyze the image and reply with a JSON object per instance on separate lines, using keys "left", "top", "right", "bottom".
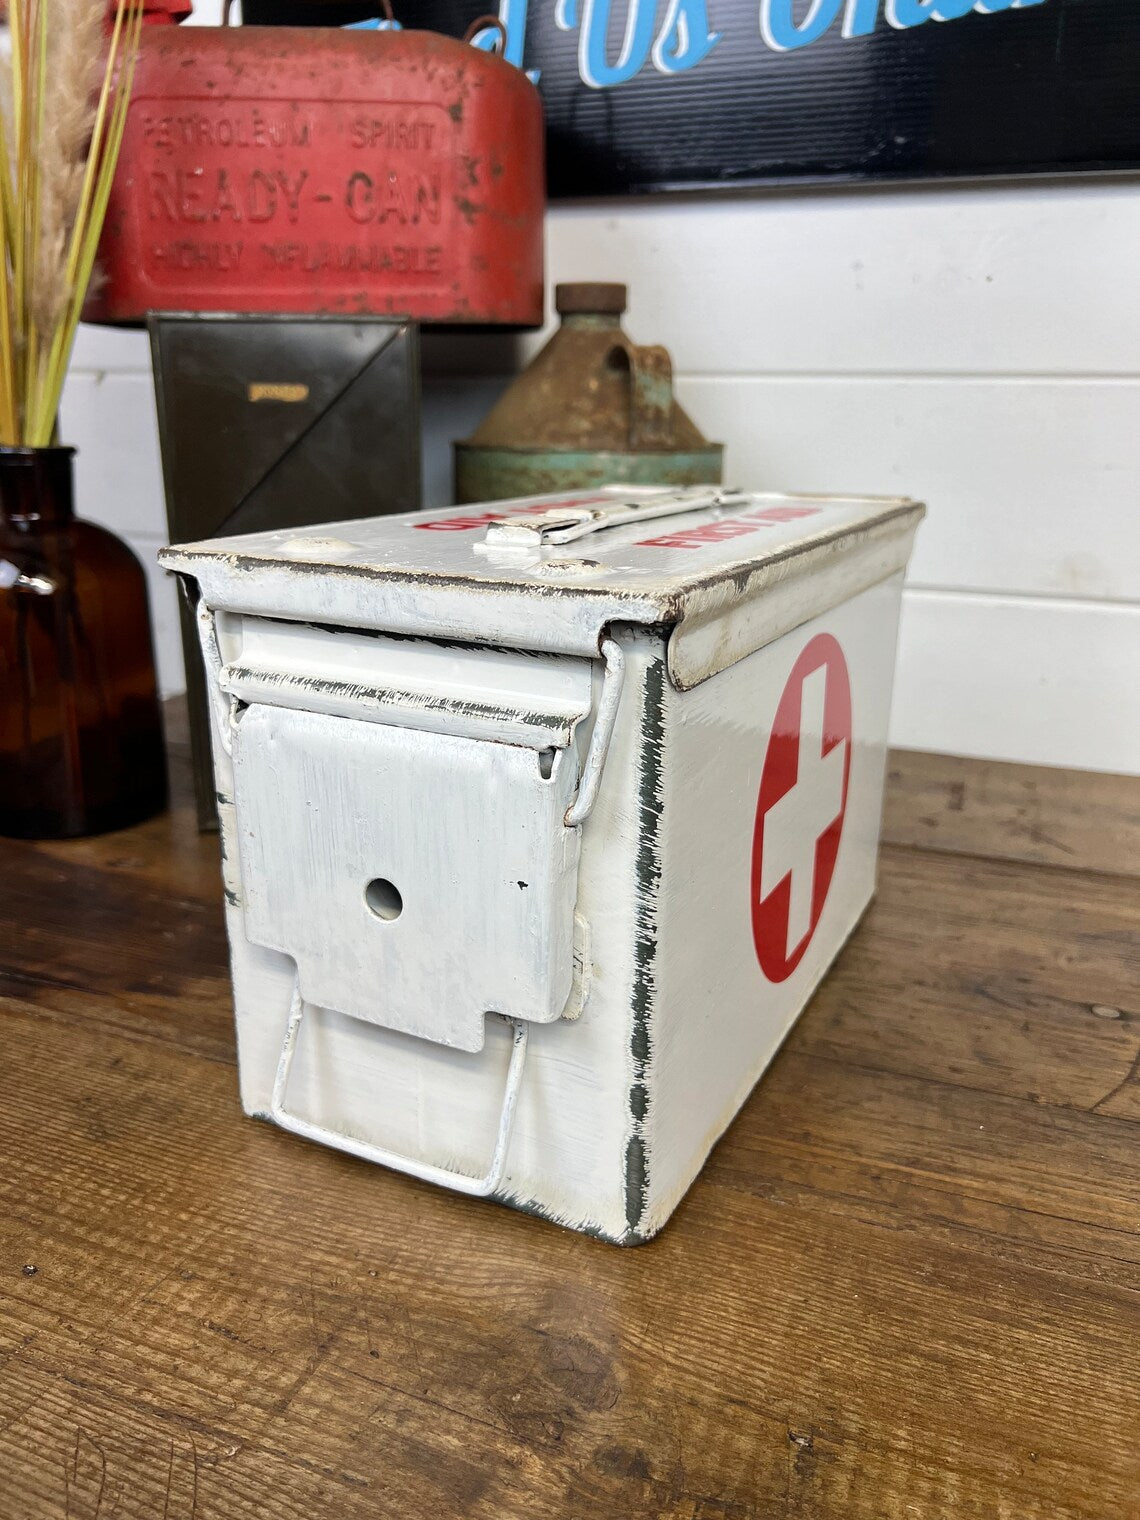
{"left": 364, "top": 878, "right": 403, "bottom": 921}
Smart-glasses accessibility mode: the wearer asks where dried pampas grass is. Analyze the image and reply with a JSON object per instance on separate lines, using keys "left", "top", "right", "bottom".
{"left": 0, "top": 0, "right": 143, "bottom": 446}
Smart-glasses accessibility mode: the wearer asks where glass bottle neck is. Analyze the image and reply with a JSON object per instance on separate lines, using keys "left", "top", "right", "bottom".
{"left": 0, "top": 446, "right": 76, "bottom": 528}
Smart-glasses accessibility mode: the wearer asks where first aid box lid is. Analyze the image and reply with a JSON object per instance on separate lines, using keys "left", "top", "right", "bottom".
{"left": 160, "top": 485, "right": 924, "bottom": 689}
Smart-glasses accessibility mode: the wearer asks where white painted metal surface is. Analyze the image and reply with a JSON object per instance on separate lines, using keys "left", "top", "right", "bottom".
{"left": 162, "top": 485, "right": 921, "bottom": 671}
{"left": 232, "top": 705, "right": 581, "bottom": 1051}
{"left": 272, "top": 980, "right": 531, "bottom": 1198}
{"left": 163, "top": 485, "right": 922, "bottom": 1242}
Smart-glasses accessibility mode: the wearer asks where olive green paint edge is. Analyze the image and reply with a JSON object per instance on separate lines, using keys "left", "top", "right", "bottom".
{"left": 454, "top": 447, "right": 724, "bottom": 506}
{"left": 623, "top": 648, "right": 667, "bottom": 1242}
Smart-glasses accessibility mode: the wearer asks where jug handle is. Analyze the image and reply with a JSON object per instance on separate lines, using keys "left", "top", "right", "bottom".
{"left": 626, "top": 343, "right": 674, "bottom": 450}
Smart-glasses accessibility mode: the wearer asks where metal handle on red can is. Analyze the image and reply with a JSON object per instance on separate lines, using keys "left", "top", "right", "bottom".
{"left": 463, "top": 14, "right": 508, "bottom": 50}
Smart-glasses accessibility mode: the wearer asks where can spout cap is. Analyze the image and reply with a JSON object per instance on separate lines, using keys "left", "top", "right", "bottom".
{"left": 555, "top": 282, "right": 627, "bottom": 317}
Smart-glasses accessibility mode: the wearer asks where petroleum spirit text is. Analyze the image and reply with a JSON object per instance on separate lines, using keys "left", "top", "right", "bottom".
{"left": 146, "top": 167, "right": 442, "bottom": 228}
{"left": 142, "top": 110, "right": 313, "bottom": 151}
{"left": 349, "top": 116, "right": 440, "bottom": 151}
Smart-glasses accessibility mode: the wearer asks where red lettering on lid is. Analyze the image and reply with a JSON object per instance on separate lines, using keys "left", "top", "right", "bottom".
{"left": 638, "top": 503, "right": 822, "bottom": 549}
{"left": 414, "top": 494, "right": 613, "bottom": 532}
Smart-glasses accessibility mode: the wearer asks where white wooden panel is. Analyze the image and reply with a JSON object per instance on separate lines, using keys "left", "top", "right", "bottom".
{"left": 70, "top": 323, "right": 151, "bottom": 372}
{"left": 893, "top": 590, "right": 1140, "bottom": 775}
{"left": 61, "top": 174, "right": 1140, "bottom": 776}
{"left": 540, "top": 183, "right": 1140, "bottom": 377}
{"left": 155, "top": 570, "right": 1140, "bottom": 774}
{"left": 60, "top": 370, "right": 165, "bottom": 539}
{"left": 677, "top": 375, "right": 1140, "bottom": 602}
{"left": 185, "top": 0, "right": 226, "bottom": 22}
{"left": 421, "top": 376, "right": 510, "bottom": 508}
{"left": 131, "top": 534, "right": 186, "bottom": 700}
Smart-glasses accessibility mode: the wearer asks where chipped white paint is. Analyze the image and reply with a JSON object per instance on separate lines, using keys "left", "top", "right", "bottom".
{"left": 163, "top": 484, "right": 921, "bottom": 674}
{"left": 167, "top": 487, "right": 920, "bottom": 1242}
{"left": 233, "top": 705, "right": 582, "bottom": 1051}
{"left": 221, "top": 618, "right": 595, "bottom": 749}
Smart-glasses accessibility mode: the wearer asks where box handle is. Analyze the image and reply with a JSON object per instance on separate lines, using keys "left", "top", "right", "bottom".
{"left": 565, "top": 636, "right": 623, "bottom": 828}
{"left": 270, "top": 975, "right": 530, "bottom": 1198}
{"left": 480, "top": 487, "right": 748, "bottom": 550}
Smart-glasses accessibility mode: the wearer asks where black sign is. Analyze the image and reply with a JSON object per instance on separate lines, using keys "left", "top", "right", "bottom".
{"left": 245, "top": 0, "right": 1140, "bottom": 196}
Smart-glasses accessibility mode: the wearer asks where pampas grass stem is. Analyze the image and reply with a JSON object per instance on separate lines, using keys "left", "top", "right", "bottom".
{"left": 0, "top": 0, "right": 142, "bottom": 447}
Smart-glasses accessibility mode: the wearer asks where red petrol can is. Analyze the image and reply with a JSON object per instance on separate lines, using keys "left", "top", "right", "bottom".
{"left": 89, "top": 22, "right": 545, "bottom": 325}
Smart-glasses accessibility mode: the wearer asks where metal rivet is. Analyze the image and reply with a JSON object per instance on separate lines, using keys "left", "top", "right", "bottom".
{"left": 278, "top": 535, "right": 356, "bottom": 559}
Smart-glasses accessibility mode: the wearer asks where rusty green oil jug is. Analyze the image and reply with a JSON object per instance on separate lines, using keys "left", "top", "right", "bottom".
{"left": 453, "top": 282, "right": 723, "bottom": 504}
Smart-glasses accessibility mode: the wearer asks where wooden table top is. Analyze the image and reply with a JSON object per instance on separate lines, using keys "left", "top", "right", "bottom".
{"left": 2, "top": 711, "right": 1138, "bottom": 1520}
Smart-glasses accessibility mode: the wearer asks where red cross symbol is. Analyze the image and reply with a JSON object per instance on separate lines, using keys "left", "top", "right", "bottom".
{"left": 751, "top": 633, "right": 852, "bottom": 983}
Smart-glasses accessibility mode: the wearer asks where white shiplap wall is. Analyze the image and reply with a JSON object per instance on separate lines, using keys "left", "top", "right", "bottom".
{"left": 61, "top": 179, "right": 1140, "bottom": 774}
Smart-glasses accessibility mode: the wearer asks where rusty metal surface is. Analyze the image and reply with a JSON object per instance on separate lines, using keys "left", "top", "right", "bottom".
{"left": 88, "top": 24, "right": 545, "bottom": 325}
{"left": 454, "top": 282, "right": 723, "bottom": 503}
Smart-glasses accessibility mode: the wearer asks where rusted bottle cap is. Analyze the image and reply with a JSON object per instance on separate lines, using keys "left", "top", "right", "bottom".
{"left": 555, "top": 282, "right": 628, "bottom": 317}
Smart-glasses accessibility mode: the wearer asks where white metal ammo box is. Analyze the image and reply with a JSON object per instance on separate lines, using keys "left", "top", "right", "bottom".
{"left": 161, "top": 486, "right": 924, "bottom": 1244}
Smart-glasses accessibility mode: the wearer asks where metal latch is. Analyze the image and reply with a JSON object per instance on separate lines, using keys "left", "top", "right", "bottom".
{"left": 214, "top": 625, "right": 624, "bottom": 1056}
{"left": 480, "top": 487, "right": 749, "bottom": 549}
{"left": 271, "top": 974, "right": 531, "bottom": 1198}
{"left": 230, "top": 702, "right": 582, "bottom": 1054}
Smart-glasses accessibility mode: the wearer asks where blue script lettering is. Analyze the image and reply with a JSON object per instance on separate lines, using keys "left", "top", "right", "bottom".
{"left": 497, "top": 0, "right": 1053, "bottom": 80}
{"left": 573, "top": 0, "right": 661, "bottom": 86}
{"left": 842, "top": 0, "right": 880, "bottom": 35}
{"left": 766, "top": 0, "right": 1047, "bottom": 48}
{"left": 886, "top": 0, "right": 938, "bottom": 22}
{"left": 760, "top": 0, "right": 842, "bottom": 51}
{"left": 653, "top": 0, "right": 721, "bottom": 74}
{"left": 886, "top": 0, "right": 1046, "bottom": 24}
{"left": 557, "top": 0, "right": 719, "bottom": 85}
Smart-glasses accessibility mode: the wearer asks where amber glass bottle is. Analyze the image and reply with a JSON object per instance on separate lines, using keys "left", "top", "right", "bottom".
{"left": 0, "top": 445, "right": 167, "bottom": 838}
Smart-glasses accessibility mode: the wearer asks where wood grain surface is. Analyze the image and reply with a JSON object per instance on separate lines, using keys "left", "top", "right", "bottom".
{"left": 882, "top": 748, "right": 1140, "bottom": 878}
{"left": 1, "top": 713, "right": 1138, "bottom": 1520}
